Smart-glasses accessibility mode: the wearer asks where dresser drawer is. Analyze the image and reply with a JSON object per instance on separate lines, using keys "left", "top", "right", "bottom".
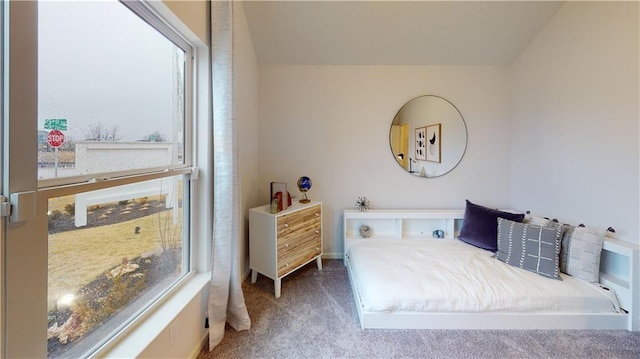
{"left": 277, "top": 222, "right": 321, "bottom": 256}
{"left": 277, "top": 220, "right": 321, "bottom": 247}
{"left": 277, "top": 204, "right": 321, "bottom": 237}
{"left": 277, "top": 239, "right": 322, "bottom": 277}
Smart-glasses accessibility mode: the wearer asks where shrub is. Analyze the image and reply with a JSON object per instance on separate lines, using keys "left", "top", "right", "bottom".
{"left": 49, "top": 259, "right": 147, "bottom": 345}
{"left": 64, "top": 203, "right": 75, "bottom": 216}
{"left": 48, "top": 210, "right": 62, "bottom": 230}
{"left": 49, "top": 210, "right": 62, "bottom": 220}
{"left": 157, "top": 209, "right": 182, "bottom": 253}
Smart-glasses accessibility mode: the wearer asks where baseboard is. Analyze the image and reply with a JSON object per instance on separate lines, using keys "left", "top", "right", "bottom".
{"left": 189, "top": 331, "right": 209, "bottom": 359}
{"left": 322, "top": 252, "right": 343, "bottom": 260}
{"left": 241, "top": 265, "right": 251, "bottom": 282}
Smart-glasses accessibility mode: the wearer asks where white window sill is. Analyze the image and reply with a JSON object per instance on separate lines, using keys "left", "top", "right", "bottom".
{"left": 97, "top": 272, "right": 210, "bottom": 358}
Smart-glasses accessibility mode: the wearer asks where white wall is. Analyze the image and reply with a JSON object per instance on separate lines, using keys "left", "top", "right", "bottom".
{"left": 258, "top": 66, "right": 511, "bottom": 257}
{"left": 509, "top": 1, "right": 639, "bottom": 246}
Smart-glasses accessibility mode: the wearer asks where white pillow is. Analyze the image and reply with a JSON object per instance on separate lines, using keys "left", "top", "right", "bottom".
{"left": 560, "top": 226, "right": 605, "bottom": 283}
{"left": 524, "top": 214, "right": 555, "bottom": 227}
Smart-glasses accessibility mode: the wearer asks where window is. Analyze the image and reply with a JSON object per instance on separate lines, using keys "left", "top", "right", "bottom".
{"left": 45, "top": 175, "right": 190, "bottom": 358}
{"left": 38, "top": 0, "right": 188, "bottom": 183}
{"left": 19, "top": 1, "right": 194, "bottom": 357}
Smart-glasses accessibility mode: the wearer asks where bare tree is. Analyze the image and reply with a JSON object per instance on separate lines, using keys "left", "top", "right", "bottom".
{"left": 142, "top": 131, "right": 167, "bottom": 142}
{"left": 60, "top": 135, "right": 76, "bottom": 151}
{"left": 85, "top": 123, "right": 122, "bottom": 141}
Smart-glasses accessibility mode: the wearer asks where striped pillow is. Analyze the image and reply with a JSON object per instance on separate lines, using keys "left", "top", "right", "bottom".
{"left": 494, "top": 218, "right": 564, "bottom": 280}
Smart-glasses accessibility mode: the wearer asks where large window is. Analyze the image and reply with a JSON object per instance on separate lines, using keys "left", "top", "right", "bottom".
{"left": 33, "top": 1, "right": 194, "bottom": 358}
{"left": 38, "top": 0, "right": 187, "bottom": 183}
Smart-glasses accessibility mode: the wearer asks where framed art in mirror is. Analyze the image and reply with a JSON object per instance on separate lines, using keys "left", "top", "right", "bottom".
{"left": 425, "top": 123, "right": 441, "bottom": 163}
{"left": 415, "top": 126, "right": 426, "bottom": 160}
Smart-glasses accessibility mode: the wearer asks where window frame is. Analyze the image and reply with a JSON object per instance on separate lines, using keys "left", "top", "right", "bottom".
{"left": 39, "top": 170, "right": 194, "bottom": 358}
{"left": 37, "top": 1, "right": 198, "bottom": 356}
{"left": 37, "top": 0, "right": 195, "bottom": 190}
{"left": 2, "top": 1, "right": 207, "bottom": 357}
{"left": 0, "top": 0, "right": 6, "bottom": 356}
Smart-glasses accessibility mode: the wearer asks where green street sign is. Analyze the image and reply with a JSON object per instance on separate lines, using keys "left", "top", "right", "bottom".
{"left": 44, "top": 118, "right": 67, "bottom": 131}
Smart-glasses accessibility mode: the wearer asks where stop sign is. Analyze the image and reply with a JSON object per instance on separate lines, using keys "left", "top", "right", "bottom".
{"left": 47, "top": 130, "right": 65, "bottom": 148}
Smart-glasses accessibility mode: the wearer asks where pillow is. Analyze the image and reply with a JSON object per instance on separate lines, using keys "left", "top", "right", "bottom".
{"left": 560, "top": 225, "right": 605, "bottom": 283}
{"left": 458, "top": 200, "right": 525, "bottom": 251}
{"left": 494, "top": 218, "right": 564, "bottom": 280}
{"left": 524, "top": 212, "right": 557, "bottom": 227}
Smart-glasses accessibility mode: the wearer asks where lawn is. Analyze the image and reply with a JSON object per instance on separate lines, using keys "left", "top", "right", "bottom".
{"left": 47, "top": 197, "right": 182, "bottom": 310}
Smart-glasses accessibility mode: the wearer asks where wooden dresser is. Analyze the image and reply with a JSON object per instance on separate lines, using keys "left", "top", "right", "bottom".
{"left": 249, "top": 201, "right": 323, "bottom": 297}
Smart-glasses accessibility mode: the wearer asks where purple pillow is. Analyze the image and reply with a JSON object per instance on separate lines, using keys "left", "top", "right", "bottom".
{"left": 458, "top": 200, "right": 525, "bottom": 252}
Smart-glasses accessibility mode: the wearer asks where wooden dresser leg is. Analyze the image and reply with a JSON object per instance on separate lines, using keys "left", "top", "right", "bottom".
{"left": 251, "top": 269, "right": 258, "bottom": 284}
{"left": 274, "top": 279, "right": 281, "bottom": 298}
{"left": 316, "top": 256, "right": 323, "bottom": 270}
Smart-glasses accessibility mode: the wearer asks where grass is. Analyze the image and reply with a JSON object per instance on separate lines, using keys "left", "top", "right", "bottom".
{"left": 47, "top": 205, "right": 182, "bottom": 310}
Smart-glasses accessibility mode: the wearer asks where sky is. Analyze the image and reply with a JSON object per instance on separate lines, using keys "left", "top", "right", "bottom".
{"left": 38, "top": 0, "right": 184, "bottom": 142}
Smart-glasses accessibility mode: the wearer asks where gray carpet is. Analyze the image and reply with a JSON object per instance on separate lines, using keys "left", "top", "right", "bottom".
{"left": 197, "top": 259, "right": 640, "bottom": 359}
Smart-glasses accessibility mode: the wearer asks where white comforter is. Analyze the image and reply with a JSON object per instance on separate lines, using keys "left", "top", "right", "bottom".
{"left": 347, "top": 239, "right": 619, "bottom": 313}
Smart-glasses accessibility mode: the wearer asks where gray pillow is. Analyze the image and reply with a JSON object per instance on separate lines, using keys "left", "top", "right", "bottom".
{"left": 560, "top": 226, "right": 605, "bottom": 283}
{"left": 494, "top": 218, "right": 564, "bottom": 280}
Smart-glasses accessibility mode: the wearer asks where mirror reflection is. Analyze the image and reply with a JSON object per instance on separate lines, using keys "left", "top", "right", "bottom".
{"left": 390, "top": 95, "right": 467, "bottom": 177}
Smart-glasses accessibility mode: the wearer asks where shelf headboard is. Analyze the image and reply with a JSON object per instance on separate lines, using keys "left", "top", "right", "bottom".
{"left": 600, "top": 238, "right": 639, "bottom": 330}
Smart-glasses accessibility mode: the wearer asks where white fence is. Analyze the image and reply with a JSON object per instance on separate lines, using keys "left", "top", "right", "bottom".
{"left": 74, "top": 178, "right": 176, "bottom": 227}
{"left": 73, "top": 142, "right": 177, "bottom": 227}
{"left": 75, "top": 141, "right": 173, "bottom": 174}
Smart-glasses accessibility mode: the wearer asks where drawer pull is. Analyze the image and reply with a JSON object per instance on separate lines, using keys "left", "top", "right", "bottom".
{"left": 315, "top": 247, "right": 320, "bottom": 251}
{"left": 315, "top": 213, "right": 319, "bottom": 217}
{"left": 283, "top": 263, "right": 289, "bottom": 267}
{"left": 315, "top": 230, "right": 320, "bottom": 234}
{"left": 284, "top": 243, "right": 289, "bottom": 248}
{"left": 284, "top": 223, "right": 289, "bottom": 228}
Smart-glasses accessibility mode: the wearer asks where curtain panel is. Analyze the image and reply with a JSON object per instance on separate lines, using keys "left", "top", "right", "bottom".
{"left": 208, "top": 0, "right": 251, "bottom": 349}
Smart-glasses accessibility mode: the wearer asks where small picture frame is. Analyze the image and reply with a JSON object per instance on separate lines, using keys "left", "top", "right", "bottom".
{"left": 270, "top": 182, "right": 288, "bottom": 212}
{"left": 425, "top": 123, "right": 441, "bottom": 163}
{"left": 415, "top": 126, "right": 426, "bottom": 160}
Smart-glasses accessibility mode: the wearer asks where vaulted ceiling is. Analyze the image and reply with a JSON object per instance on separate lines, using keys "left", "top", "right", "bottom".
{"left": 242, "top": 1, "right": 563, "bottom": 65}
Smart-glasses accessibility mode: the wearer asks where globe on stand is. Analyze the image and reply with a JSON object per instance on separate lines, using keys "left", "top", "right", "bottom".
{"left": 297, "top": 176, "right": 312, "bottom": 203}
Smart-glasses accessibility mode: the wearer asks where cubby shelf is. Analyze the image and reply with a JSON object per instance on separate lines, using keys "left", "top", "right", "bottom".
{"left": 343, "top": 209, "right": 465, "bottom": 261}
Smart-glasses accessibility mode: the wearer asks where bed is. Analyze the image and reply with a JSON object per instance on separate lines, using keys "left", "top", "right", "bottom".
{"left": 344, "top": 216, "right": 639, "bottom": 331}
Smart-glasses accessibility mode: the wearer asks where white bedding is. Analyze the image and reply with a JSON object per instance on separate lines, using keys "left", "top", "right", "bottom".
{"left": 347, "top": 239, "right": 619, "bottom": 314}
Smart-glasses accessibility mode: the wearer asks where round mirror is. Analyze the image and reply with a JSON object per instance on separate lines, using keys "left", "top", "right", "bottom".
{"left": 390, "top": 95, "right": 467, "bottom": 177}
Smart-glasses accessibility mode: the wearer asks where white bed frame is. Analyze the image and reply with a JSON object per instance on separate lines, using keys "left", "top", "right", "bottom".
{"left": 343, "top": 209, "right": 640, "bottom": 331}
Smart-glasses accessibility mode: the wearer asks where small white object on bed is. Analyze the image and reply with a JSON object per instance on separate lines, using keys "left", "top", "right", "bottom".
{"left": 343, "top": 209, "right": 639, "bottom": 331}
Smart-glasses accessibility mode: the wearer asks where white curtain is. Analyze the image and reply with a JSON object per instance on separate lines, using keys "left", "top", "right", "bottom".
{"left": 208, "top": 0, "right": 251, "bottom": 350}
